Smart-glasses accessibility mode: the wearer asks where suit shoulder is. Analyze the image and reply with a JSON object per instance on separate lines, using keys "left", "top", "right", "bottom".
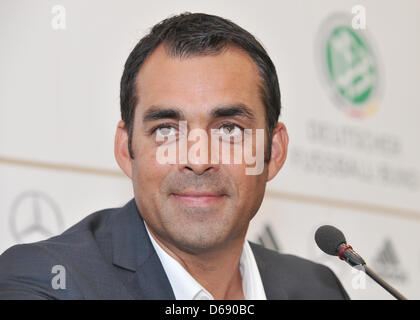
{"left": 250, "top": 241, "right": 327, "bottom": 271}
{"left": 249, "top": 242, "right": 350, "bottom": 299}
{"left": 0, "top": 205, "right": 120, "bottom": 299}
{"left": 0, "top": 242, "right": 83, "bottom": 299}
{"left": 0, "top": 205, "right": 121, "bottom": 270}
{"left": 19, "top": 205, "right": 119, "bottom": 250}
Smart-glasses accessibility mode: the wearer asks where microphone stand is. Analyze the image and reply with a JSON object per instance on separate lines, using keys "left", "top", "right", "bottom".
{"left": 339, "top": 244, "right": 407, "bottom": 300}
{"left": 364, "top": 265, "right": 407, "bottom": 300}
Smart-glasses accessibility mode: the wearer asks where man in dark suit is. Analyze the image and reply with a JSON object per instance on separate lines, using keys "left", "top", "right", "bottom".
{"left": 0, "top": 199, "right": 348, "bottom": 299}
{"left": 0, "top": 12, "right": 349, "bottom": 300}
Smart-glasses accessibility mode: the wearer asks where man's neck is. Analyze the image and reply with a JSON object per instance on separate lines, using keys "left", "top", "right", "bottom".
{"left": 148, "top": 229, "right": 246, "bottom": 300}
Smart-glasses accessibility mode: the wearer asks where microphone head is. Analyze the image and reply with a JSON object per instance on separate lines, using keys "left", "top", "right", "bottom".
{"left": 315, "top": 225, "right": 347, "bottom": 256}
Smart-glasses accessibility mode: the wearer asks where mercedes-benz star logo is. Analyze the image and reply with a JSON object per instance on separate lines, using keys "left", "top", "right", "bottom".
{"left": 9, "top": 191, "right": 64, "bottom": 243}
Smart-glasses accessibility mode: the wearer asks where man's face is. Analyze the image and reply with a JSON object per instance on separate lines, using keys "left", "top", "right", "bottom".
{"left": 122, "top": 44, "right": 281, "bottom": 253}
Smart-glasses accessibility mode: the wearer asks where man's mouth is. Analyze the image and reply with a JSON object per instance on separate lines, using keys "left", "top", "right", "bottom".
{"left": 170, "top": 191, "right": 226, "bottom": 206}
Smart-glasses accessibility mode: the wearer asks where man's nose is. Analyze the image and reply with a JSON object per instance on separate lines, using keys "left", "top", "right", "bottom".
{"left": 180, "top": 162, "right": 215, "bottom": 175}
{"left": 178, "top": 127, "right": 219, "bottom": 175}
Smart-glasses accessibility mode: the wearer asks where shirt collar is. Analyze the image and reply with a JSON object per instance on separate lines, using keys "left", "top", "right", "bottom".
{"left": 144, "top": 221, "right": 266, "bottom": 300}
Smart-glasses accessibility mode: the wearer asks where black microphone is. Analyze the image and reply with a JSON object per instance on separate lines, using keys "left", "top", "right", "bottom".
{"left": 315, "top": 225, "right": 407, "bottom": 300}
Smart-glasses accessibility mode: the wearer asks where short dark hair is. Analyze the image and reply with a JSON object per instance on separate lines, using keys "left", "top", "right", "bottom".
{"left": 120, "top": 12, "right": 281, "bottom": 161}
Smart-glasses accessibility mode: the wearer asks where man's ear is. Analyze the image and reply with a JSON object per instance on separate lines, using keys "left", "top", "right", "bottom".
{"left": 114, "top": 120, "right": 133, "bottom": 179}
{"left": 266, "top": 122, "right": 289, "bottom": 182}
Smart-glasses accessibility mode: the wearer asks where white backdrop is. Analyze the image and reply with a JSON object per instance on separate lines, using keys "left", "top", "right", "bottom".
{"left": 1, "top": 0, "right": 419, "bottom": 299}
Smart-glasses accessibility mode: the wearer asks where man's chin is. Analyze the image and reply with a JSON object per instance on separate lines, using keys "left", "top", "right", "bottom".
{"left": 170, "top": 236, "right": 229, "bottom": 255}
{"left": 163, "top": 223, "right": 233, "bottom": 254}
{"left": 166, "top": 202, "right": 228, "bottom": 224}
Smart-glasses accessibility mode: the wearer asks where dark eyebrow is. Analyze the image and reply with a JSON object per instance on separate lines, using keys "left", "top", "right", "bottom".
{"left": 142, "top": 103, "right": 256, "bottom": 123}
{"left": 210, "top": 104, "right": 256, "bottom": 121}
{"left": 142, "top": 106, "right": 185, "bottom": 123}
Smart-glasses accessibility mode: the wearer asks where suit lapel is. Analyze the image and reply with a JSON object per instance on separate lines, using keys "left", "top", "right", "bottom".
{"left": 110, "top": 199, "right": 175, "bottom": 300}
{"left": 249, "top": 242, "right": 288, "bottom": 300}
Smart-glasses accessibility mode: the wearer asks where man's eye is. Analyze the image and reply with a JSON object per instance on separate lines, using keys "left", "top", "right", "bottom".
{"left": 218, "top": 123, "right": 243, "bottom": 136}
{"left": 155, "top": 126, "right": 176, "bottom": 137}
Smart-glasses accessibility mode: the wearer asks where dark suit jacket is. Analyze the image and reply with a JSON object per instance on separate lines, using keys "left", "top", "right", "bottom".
{"left": 0, "top": 199, "right": 349, "bottom": 299}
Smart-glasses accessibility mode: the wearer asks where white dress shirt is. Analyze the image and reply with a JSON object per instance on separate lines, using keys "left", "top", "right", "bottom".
{"left": 144, "top": 221, "right": 267, "bottom": 300}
